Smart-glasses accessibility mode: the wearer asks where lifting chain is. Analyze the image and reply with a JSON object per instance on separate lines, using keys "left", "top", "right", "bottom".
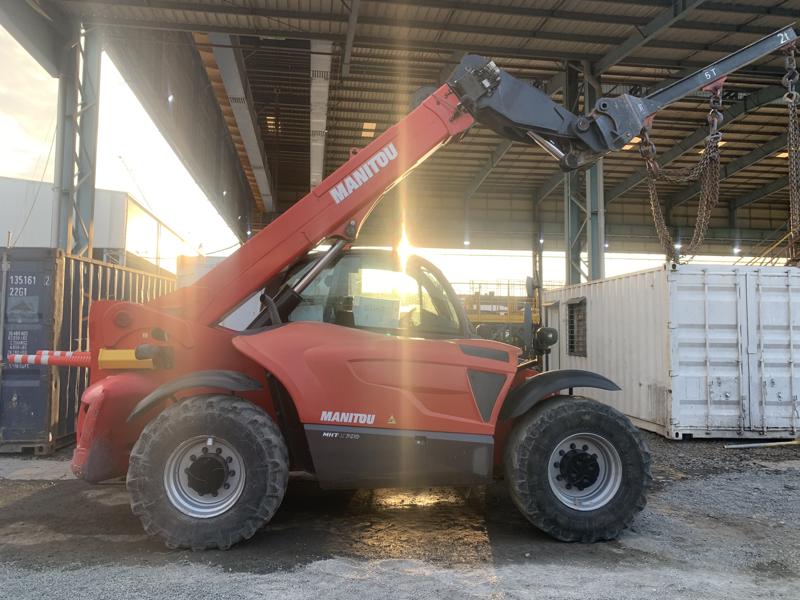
{"left": 640, "top": 89, "right": 724, "bottom": 263}
{"left": 784, "top": 44, "right": 800, "bottom": 265}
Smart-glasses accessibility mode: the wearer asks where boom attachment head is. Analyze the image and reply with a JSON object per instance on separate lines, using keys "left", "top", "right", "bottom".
{"left": 447, "top": 25, "right": 798, "bottom": 171}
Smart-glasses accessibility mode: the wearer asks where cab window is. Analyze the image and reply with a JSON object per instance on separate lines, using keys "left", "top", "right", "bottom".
{"left": 288, "top": 253, "right": 462, "bottom": 337}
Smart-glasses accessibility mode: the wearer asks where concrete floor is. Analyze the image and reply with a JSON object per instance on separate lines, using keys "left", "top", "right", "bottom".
{"left": 0, "top": 432, "right": 798, "bottom": 599}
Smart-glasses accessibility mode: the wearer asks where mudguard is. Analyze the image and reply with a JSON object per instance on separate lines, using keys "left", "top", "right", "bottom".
{"left": 499, "top": 369, "right": 620, "bottom": 420}
{"left": 127, "top": 370, "right": 262, "bottom": 422}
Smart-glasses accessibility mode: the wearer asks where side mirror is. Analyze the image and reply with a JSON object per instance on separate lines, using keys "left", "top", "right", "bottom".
{"left": 532, "top": 326, "right": 558, "bottom": 352}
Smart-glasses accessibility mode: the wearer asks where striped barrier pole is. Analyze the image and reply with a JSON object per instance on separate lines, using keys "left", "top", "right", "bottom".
{"left": 6, "top": 353, "right": 92, "bottom": 368}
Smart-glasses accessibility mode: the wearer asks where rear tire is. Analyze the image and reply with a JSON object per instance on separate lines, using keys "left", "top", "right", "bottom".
{"left": 127, "top": 395, "right": 288, "bottom": 550}
{"left": 504, "top": 396, "right": 650, "bottom": 542}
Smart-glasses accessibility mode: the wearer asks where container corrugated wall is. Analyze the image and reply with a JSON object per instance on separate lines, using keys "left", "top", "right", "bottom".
{"left": 544, "top": 264, "right": 800, "bottom": 439}
{"left": 543, "top": 266, "right": 673, "bottom": 437}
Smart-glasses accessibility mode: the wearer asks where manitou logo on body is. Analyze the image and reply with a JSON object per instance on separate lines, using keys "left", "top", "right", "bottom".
{"left": 329, "top": 142, "right": 398, "bottom": 204}
{"left": 320, "top": 410, "right": 376, "bottom": 425}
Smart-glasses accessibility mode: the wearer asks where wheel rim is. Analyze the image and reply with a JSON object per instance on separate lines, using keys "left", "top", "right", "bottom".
{"left": 163, "top": 435, "right": 246, "bottom": 519}
{"left": 547, "top": 432, "right": 622, "bottom": 512}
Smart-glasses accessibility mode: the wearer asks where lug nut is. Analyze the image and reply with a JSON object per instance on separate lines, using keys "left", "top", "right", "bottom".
{"left": 554, "top": 462, "right": 560, "bottom": 468}
{"left": 582, "top": 445, "right": 589, "bottom": 451}
{"left": 216, "top": 448, "right": 222, "bottom": 454}
{"left": 190, "top": 454, "right": 196, "bottom": 461}
{"left": 556, "top": 475, "right": 562, "bottom": 481}
{"left": 226, "top": 456, "right": 233, "bottom": 463}
{"left": 224, "top": 483, "right": 230, "bottom": 490}
{"left": 229, "top": 470, "right": 236, "bottom": 477}
{"left": 212, "top": 492, "right": 218, "bottom": 497}
{"left": 570, "top": 443, "right": 576, "bottom": 450}
{"left": 202, "top": 447, "right": 208, "bottom": 454}
{"left": 559, "top": 450, "right": 565, "bottom": 456}
{"left": 566, "top": 484, "right": 572, "bottom": 490}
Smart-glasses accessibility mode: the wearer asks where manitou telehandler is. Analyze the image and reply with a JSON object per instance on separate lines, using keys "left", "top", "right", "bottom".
{"left": 12, "top": 26, "right": 796, "bottom": 549}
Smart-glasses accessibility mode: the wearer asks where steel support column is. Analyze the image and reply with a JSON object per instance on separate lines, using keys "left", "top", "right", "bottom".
{"left": 584, "top": 69, "right": 605, "bottom": 280}
{"left": 563, "top": 62, "right": 583, "bottom": 285}
{"left": 71, "top": 27, "right": 103, "bottom": 257}
{"left": 54, "top": 23, "right": 80, "bottom": 251}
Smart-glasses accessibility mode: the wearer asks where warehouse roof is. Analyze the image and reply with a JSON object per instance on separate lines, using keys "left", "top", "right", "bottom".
{"left": 52, "top": 0, "right": 800, "bottom": 247}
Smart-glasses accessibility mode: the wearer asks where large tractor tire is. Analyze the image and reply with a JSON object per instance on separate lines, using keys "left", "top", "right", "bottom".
{"left": 127, "top": 395, "right": 288, "bottom": 550}
{"left": 504, "top": 396, "right": 650, "bottom": 542}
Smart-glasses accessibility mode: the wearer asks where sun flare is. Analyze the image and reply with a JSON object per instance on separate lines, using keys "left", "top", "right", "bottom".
{"left": 397, "top": 222, "right": 415, "bottom": 272}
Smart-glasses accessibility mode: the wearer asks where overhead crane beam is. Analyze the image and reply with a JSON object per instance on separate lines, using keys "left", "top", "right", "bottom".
{"left": 731, "top": 176, "right": 790, "bottom": 211}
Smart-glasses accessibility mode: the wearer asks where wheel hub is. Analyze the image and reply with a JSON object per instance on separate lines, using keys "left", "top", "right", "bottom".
{"left": 186, "top": 454, "right": 228, "bottom": 496}
{"left": 557, "top": 448, "right": 600, "bottom": 491}
{"left": 164, "top": 436, "right": 245, "bottom": 518}
{"left": 547, "top": 433, "right": 623, "bottom": 511}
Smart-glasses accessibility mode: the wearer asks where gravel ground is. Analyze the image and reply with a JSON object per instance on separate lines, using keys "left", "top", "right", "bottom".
{"left": 0, "top": 432, "right": 798, "bottom": 599}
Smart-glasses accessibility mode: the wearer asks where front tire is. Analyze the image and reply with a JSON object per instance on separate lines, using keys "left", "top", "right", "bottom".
{"left": 127, "top": 395, "right": 289, "bottom": 550}
{"left": 504, "top": 396, "right": 651, "bottom": 542}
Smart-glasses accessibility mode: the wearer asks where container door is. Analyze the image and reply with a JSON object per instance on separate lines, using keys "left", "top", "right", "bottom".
{"left": 745, "top": 270, "right": 800, "bottom": 434}
{"left": 671, "top": 269, "right": 748, "bottom": 432}
{"left": 1, "top": 249, "right": 59, "bottom": 451}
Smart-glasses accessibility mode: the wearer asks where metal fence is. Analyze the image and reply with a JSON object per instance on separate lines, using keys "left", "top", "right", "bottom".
{"left": 57, "top": 254, "right": 176, "bottom": 446}
{"left": 453, "top": 280, "right": 532, "bottom": 324}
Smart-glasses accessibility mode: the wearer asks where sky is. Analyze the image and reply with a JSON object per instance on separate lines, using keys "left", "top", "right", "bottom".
{"left": 0, "top": 25, "right": 239, "bottom": 265}
{"left": 0, "top": 24, "right": 748, "bottom": 286}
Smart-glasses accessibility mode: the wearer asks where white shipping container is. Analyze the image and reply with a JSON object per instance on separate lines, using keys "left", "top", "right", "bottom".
{"left": 543, "top": 264, "right": 800, "bottom": 439}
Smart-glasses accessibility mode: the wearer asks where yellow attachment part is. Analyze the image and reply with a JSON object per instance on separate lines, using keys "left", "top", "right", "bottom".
{"left": 98, "top": 349, "right": 154, "bottom": 370}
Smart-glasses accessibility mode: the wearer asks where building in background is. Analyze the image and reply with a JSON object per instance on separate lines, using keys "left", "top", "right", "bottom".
{"left": 0, "top": 176, "right": 198, "bottom": 273}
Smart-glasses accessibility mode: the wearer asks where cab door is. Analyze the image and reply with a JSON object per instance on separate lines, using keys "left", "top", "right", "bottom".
{"left": 233, "top": 251, "right": 520, "bottom": 488}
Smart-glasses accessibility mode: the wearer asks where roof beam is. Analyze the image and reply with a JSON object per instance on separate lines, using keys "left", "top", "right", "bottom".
{"left": 532, "top": 171, "right": 565, "bottom": 206}
{"left": 463, "top": 140, "right": 514, "bottom": 201}
{"left": 209, "top": 33, "right": 275, "bottom": 212}
{"left": 592, "top": 0, "right": 707, "bottom": 76}
{"left": 605, "top": 85, "right": 786, "bottom": 204}
{"left": 667, "top": 133, "right": 787, "bottom": 208}
{"left": 341, "top": 0, "right": 361, "bottom": 78}
{"left": 700, "top": 1, "right": 799, "bottom": 18}
{"left": 69, "top": 2, "right": 784, "bottom": 63}
{"left": 84, "top": 18, "right": 787, "bottom": 76}
{"left": 310, "top": 40, "right": 332, "bottom": 188}
{"left": 731, "top": 176, "right": 789, "bottom": 210}
{"left": 0, "top": 0, "right": 69, "bottom": 76}
{"left": 66, "top": 0, "right": 780, "bottom": 38}
{"left": 576, "top": 0, "right": 797, "bottom": 17}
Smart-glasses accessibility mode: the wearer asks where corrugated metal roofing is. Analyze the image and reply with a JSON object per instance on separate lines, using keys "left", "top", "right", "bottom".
{"left": 54, "top": 0, "right": 800, "bottom": 248}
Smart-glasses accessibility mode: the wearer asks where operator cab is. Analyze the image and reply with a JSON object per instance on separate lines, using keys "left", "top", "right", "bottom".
{"left": 250, "top": 248, "right": 473, "bottom": 340}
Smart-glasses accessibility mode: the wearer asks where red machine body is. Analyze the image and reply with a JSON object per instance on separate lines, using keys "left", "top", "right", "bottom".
{"left": 71, "top": 85, "right": 504, "bottom": 483}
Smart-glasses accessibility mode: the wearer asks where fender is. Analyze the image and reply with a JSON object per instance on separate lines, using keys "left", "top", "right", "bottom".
{"left": 499, "top": 369, "right": 620, "bottom": 420}
{"left": 127, "top": 370, "right": 262, "bottom": 422}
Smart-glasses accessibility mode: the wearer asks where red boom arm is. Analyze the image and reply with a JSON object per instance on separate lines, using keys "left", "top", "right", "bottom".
{"left": 152, "top": 85, "right": 474, "bottom": 325}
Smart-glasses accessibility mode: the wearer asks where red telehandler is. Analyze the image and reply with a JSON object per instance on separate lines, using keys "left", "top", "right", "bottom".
{"left": 13, "top": 26, "right": 796, "bottom": 549}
